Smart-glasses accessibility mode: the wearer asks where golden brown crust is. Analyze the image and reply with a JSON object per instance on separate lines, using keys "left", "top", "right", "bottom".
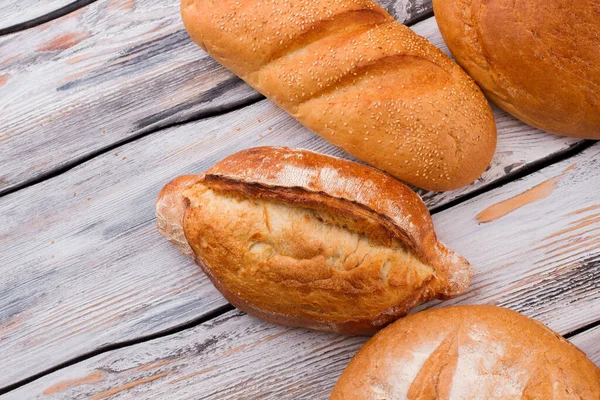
{"left": 433, "top": 0, "right": 600, "bottom": 139}
{"left": 181, "top": 0, "right": 497, "bottom": 191}
{"left": 202, "top": 147, "right": 472, "bottom": 297}
{"left": 331, "top": 305, "right": 600, "bottom": 399}
{"left": 156, "top": 147, "right": 472, "bottom": 334}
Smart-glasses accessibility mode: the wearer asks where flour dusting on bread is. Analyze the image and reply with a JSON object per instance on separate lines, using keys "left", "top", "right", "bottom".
{"left": 386, "top": 339, "right": 445, "bottom": 398}
{"left": 449, "top": 325, "right": 528, "bottom": 399}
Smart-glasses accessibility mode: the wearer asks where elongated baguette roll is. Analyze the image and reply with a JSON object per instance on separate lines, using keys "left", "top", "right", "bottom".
{"left": 156, "top": 147, "right": 472, "bottom": 334}
{"left": 181, "top": 0, "right": 497, "bottom": 191}
{"left": 331, "top": 306, "right": 600, "bottom": 399}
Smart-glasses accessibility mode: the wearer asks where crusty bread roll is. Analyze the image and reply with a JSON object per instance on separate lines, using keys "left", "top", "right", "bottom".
{"left": 156, "top": 147, "right": 472, "bottom": 334}
{"left": 331, "top": 305, "right": 600, "bottom": 399}
{"left": 433, "top": 0, "right": 600, "bottom": 139}
{"left": 181, "top": 0, "right": 497, "bottom": 191}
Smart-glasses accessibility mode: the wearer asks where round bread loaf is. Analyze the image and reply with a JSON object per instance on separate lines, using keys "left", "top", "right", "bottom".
{"left": 331, "top": 305, "right": 600, "bottom": 399}
{"left": 433, "top": 0, "right": 600, "bottom": 139}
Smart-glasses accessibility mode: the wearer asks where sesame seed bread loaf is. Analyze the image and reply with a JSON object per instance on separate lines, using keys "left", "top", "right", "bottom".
{"left": 433, "top": 0, "right": 600, "bottom": 139}
{"left": 180, "top": 0, "right": 497, "bottom": 191}
{"left": 331, "top": 305, "right": 600, "bottom": 399}
{"left": 156, "top": 147, "right": 472, "bottom": 334}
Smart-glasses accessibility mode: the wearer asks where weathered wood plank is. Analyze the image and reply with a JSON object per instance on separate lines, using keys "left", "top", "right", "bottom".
{"left": 0, "top": 95, "right": 593, "bottom": 388}
{"left": 5, "top": 311, "right": 598, "bottom": 400}
{"left": 570, "top": 325, "right": 600, "bottom": 365}
{"left": 0, "top": 0, "right": 259, "bottom": 195}
{"left": 0, "top": 1, "right": 86, "bottom": 33}
{"left": 0, "top": 0, "right": 434, "bottom": 195}
{"left": 423, "top": 146, "right": 600, "bottom": 334}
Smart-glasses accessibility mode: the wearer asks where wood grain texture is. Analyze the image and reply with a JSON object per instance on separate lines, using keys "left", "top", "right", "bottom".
{"left": 570, "top": 325, "right": 600, "bottom": 365}
{"left": 424, "top": 145, "right": 600, "bottom": 334}
{"left": 0, "top": 0, "right": 259, "bottom": 195}
{"left": 0, "top": 0, "right": 82, "bottom": 32}
{"left": 0, "top": 0, "right": 434, "bottom": 195}
{"left": 5, "top": 310, "right": 598, "bottom": 400}
{"left": 0, "top": 95, "right": 594, "bottom": 388}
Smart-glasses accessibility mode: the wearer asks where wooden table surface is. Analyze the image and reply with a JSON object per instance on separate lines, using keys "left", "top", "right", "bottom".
{"left": 0, "top": 0, "right": 598, "bottom": 398}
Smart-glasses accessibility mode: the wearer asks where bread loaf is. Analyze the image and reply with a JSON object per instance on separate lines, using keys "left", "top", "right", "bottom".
{"left": 181, "top": 0, "right": 497, "bottom": 191}
{"left": 331, "top": 305, "right": 600, "bottom": 399}
{"left": 156, "top": 147, "right": 472, "bottom": 334}
{"left": 433, "top": 0, "right": 600, "bottom": 139}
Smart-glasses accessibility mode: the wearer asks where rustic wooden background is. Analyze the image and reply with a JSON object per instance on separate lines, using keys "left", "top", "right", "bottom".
{"left": 0, "top": 0, "right": 598, "bottom": 398}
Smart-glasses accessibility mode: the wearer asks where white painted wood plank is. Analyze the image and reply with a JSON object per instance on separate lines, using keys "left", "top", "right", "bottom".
{"left": 0, "top": 0, "right": 259, "bottom": 194}
{"left": 427, "top": 145, "right": 600, "bottom": 334}
{"left": 0, "top": 96, "right": 593, "bottom": 388}
{"left": 5, "top": 310, "right": 598, "bottom": 400}
{"left": 0, "top": 0, "right": 77, "bottom": 31}
{"left": 0, "top": 0, "right": 433, "bottom": 194}
{"left": 570, "top": 325, "right": 600, "bottom": 366}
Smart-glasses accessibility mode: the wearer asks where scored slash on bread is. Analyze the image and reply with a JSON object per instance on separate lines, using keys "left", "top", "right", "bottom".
{"left": 330, "top": 305, "right": 600, "bottom": 398}
{"left": 156, "top": 147, "right": 472, "bottom": 335}
{"left": 181, "top": 0, "right": 497, "bottom": 191}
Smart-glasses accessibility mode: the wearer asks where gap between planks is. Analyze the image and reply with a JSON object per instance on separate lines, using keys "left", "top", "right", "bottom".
{"left": 428, "top": 140, "right": 596, "bottom": 214}
{"left": 0, "top": 0, "right": 99, "bottom": 36}
{"left": 0, "top": 304, "right": 235, "bottom": 395}
{"left": 2, "top": 308, "right": 598, "bottom": 396}
{"left": 0, "top": 90, "right": 264, "bottom": 198}
{"left": 564, "top": 318, "right": 600, "bottom": 339}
